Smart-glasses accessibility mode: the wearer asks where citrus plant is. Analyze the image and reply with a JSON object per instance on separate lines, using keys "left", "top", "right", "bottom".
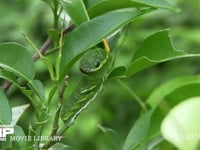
{"left": 1, "top": 0, "right": 200, "bottom": 149}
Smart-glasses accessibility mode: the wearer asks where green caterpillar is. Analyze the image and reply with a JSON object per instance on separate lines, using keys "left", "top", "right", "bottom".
{"left": 60, "top": 48, "right": 111, "bottom": 125}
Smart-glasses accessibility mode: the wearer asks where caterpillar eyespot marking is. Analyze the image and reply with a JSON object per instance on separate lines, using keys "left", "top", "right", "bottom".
{"left": 95, "top": 62, "right": 100, "bottom": 68}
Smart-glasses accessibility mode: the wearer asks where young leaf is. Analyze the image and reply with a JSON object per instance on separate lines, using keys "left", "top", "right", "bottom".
{"left": 87, "top": 0, "right": 152, "bottom": 18}
{"left": 0, "top": 42, "right": 35, "bottom": 81}
{"left": 11, "top": 104, "right": 30, "bottom": 126}
{"left": 150, "top": 81, "right": 200, "bottom": 123}
{"left": 141, "top": 76, "right": 200, "bottom": 149}
{"left": 12, "top": 125, "right": 27, "bottom": 148}
{"left": 146, "top": 75, "right": 200, "bottom": 108}
{"left": 27, "top": 124, "right": 36, "bottom": 148}
{"left": 161, "top": 97, "right": 200, "bottom": 150}
{"left": 0, "top": 69, "right": 19, "bottom": 86}
{"left": 140, "top": 135, "right": 164, "bottom": 150}
{"left": 28, "top": 80, "right": 45, "bottom": 101}
{"left": 0, "top": 89, "right": 12, "bottom": 124}
{"left": 126, "top": 29, "right": 187, "bottom": 76}
{"left": 0, "top": 69, "right": 43, "bottom": 112}
{"left": 108, "top": 66, "right": 126, "bottom": 79}
{"left": 0, "top": 43, "right": 44, "bottom": 102}
{"left": 0, "top": 59, "right": 45, "bottom": 101}
{"left": 60, "top": 0, "right": 89, "bottom": 25}
{"left": 87, "top": 0, "right": 178, "bottom": 18}
{"left": 110, "top": 29, "right": 200, "bottom": 78}
{"left": 47, "top": 86, "right": 57, "bottom": 104}
{"left": 60, "top": 8, "right": 154, "bottom": 79}
{"left": 133, "top": 0, "right": 178, "bottom": 11}
{"left": 98, "top": 125, "right": 122, "bottom": 150}
{"left": 48, "top": 29, "right": 59, "bottom": 46}
{"left": 49, "top": 143, "right": 72, "bottom": 150}
{"left": 124, "top": 110, "right": 154, "bottom": 150}
{"left": 83, "top": 0, "right": 100, "bottom": 8}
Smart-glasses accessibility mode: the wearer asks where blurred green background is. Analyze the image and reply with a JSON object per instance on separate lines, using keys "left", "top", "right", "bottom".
{"left": 1, "top": 0, "right": 200, "bottom": 149}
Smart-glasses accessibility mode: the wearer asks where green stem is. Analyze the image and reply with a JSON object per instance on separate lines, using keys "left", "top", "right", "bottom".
{"left": 34, "top": 108, "right": 49, "bottom": 149}
{"left": 53, "top": 0, "right": 59, "bottom": 29}
{"left": 117, "top": 79, "right": 148, "bottom": 112}
{"left": 42, "top": 124, "right": 68, "bottom": 149}
{"left": 51, "top": 108, "right": 61, "bottom": 135}
{"left": 55, "top": 23, "right": 64, "bottom": 81}
{"left": 21, "top": 32, "right": 42, "bottom": 57}
{"left": 42, "top": 78, "right": 68, "bottom": 149}
{"left": 42, "top": 118, "right": 70, "bottom": 148}
{"left": 34, "top": 125, "right": 42, "bottom": 149}
{"left": 56, "top": 123, "right": 70, "bottom": 136}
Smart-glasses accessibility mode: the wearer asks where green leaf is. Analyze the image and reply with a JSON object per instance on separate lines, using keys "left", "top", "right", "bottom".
{"left": 108, "top": 66, "right": 126, "bottom": 79}
{"left": 87, "top": 0, "right": 178, "bottom": 18}
{"left": 142, "top": 76, "right": 200, "bottom": 149}
{"left": 84, "top": 0, "right": 100, "bottom": 8}
{"left": 149, "top": 81, "right": 200, "bottom": 127}
{"left": 0, "top": 42, "right": 35, "bottom": 81}
{"left": 0, "top": 69, "right": 42, "bottom": 112}
{"left": 18, "top": 87, "right": 42, "bottom": 114}
{"left": 126, "top": 29, "right": 187, "bottom": 76}
{"left": 140, "top": 135, "right": 164, "bottom": 150}
{"left": 146, "top": 75, "right": 200, "bottom": 108}
{"left": 0, "top": 69, "right": 44, "bottom": 104}
{"left": 11, "top": 104, "right": 30, "bottom": 126}
{"left": 98, "top": 125, "right": 122, "bottom": 150}
{"left": 0, "top": 69, "right": 19, "bottom": 86}
{"left": 124, "top": 76, "right": 200, "bottom": 150}
{"left": 47, "top": 86, "right": 57, "bottom": 104}
{"left": 27, "top": 124, "right": 36, "bottom": 148}
{"left": 133, "top": 0, "right": 178, "bottom": 10}
{"left": 48, "top": 29, "right": 59, "bottom": 46}
{"left": 60, "top": 8, "right": 154, "bottom": 79}
{"left": 87, "top": 0, "right": 150, "bottom": 18}
{"left": 124, "top": 110, "right": 154, "bottom": 150}
{"left": 161, "top": 97, "right": 200, "bottom": 150}
{"left": 41, "top": 56, "right": 56, "bottom": 80}
{"left": 12, "top": 125, "right": 27, "bottom": 148}
{"left": 61, "top": 0, "right": 89, "bottom": 25}
{"left": 28, "top": 80, "right": 45, "bottom": 101}
{"left": 49, "top": 143, "right": 72, "bottom": 150}
{"left": 0, "top": 89, "right": 12, "bottom": 124}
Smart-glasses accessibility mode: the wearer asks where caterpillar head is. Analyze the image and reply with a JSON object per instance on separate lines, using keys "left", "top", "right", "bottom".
{"left": 79, "top": 48, "right": 109, "bottom": 75}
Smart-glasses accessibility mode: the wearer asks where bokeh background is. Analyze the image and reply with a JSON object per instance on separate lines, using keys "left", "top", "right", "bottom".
{"left": 1, "top": 0, "right": 200, "bottom": 149}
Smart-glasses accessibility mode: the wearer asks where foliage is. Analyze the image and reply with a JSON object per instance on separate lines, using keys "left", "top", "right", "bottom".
{"left": 0, "top": 0, "right": 200, "bottom": 149}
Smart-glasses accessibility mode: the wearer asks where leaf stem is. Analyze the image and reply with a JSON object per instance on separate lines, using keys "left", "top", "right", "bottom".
{"left": 21, "top": 31, "right": 42, "bottom": 58}
{"left": 55, "top": 19, "right": 65, "bottom": 81}
{"left": 53, "top": 0, "right": 59, "bottom": 29}
{"left": 117, "top": 79, "right": 148, "bottom": 112}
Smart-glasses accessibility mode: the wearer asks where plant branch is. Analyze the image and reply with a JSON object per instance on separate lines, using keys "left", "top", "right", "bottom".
{"left": 2, "top": 24, "right": 76, "bottom": 92}
{"left": 32, "top": 24, "right": 75, "bottom": 62}
{"left": 2, "top": 82, "right": 12, "bottom": 92}
{"left": 52, "top": 76, "right": 68, "bottom": 135}
{"left": 42, "top": 76, "right": 68, "bottom": 149}
{"left": 32, "top": 37, "right": 52, "bottom": 61}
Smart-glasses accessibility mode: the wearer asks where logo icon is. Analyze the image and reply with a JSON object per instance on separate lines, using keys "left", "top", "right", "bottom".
{"left": 0, "top": 125, "right": 14, "bottom": 141}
